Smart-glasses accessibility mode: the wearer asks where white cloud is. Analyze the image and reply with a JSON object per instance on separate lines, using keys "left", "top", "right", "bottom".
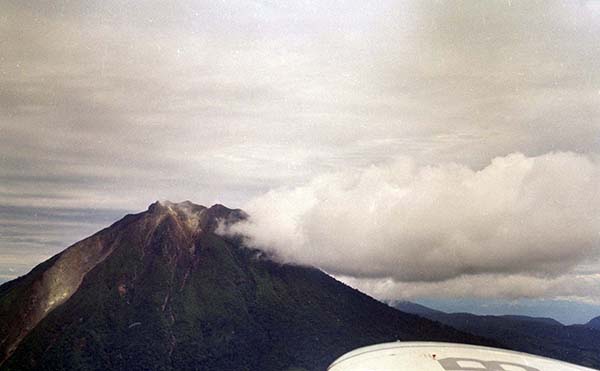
{"left": 224, "top": 152, "right": 600, "bottom": 300}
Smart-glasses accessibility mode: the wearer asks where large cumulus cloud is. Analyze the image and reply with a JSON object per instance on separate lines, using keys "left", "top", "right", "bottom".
{"left": 224, "top": 152, "right": 600, "bottom": 292}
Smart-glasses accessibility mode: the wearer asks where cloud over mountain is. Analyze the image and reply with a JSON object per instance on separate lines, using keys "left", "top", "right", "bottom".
{"left": 224, "top": 152, "right": 600, "bottom": 299}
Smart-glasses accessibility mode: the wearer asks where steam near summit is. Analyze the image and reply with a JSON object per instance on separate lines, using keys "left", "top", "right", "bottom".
{"left": 223, "top": 152, "right": 600, "bottom": 301}
{"left": 0, "top": 201, "right": 492, "bottom": 370}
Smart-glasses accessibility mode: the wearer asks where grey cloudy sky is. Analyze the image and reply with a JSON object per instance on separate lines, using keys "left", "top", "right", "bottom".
{"left": 1, "top": 1, "right": 599, "bottom": 319}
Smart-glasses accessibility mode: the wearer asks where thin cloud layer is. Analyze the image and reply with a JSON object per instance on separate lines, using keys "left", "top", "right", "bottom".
{"left": 339, "top": 272, "right": 600, "bottom": 305}
{"left": 225, "top": 152, "right": 600, "bottom": 294}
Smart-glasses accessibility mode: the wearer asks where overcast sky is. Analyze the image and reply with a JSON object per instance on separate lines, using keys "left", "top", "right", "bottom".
{"left": 1, "top": 1, "right": 599, "bottom": 322}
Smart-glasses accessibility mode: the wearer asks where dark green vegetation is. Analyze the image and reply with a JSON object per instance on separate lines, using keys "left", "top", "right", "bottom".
{"left": 393, "top": 301, "right": 600, "bottom": 369}
{"left": 0, "top": 202, "right": 493, "bottom": 371}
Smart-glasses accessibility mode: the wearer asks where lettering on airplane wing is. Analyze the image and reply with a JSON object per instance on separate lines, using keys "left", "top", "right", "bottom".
{"left": 438, "top": 357, "right": 540, "bottom": 371}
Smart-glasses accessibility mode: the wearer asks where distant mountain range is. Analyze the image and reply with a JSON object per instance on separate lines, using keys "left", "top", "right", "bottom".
{"left": 392, "top": 300, "right": 600, "bottom": 368}
{"left": 586, "top": 316, "right": 600, "bottom": 330}
{"left": 0, "top": 201, "right": 493, "bottom": 371}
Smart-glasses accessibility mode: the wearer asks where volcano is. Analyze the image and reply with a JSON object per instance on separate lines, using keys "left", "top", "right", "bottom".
{"left": 0, "top": 201, "right": 493, "bottom": 371}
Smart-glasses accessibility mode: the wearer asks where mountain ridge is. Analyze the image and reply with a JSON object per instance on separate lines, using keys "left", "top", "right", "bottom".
{"left": 0, "top": 201, "right": 496, "bottom": 370}
{"left": 586, "top": 316, "right": 600, "bottom": 329}
{"left": 0, "top": 201, "right": 246, "bottom": 366}
{"left": 393, "top": 301, "right": 600, "bottom": 368}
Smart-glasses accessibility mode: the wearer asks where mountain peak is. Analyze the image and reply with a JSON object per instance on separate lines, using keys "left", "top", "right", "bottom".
{"left": 0, "top": 200, "right": 248, "bottom": 365}
{"left": 0, "top": 200, "right": 495, "bottom": 370}
{"left": 148, "top": 200, "right": 204, "bottom": 213}
{"left": 145, "top": 200, "right": 245, "bottom": 234}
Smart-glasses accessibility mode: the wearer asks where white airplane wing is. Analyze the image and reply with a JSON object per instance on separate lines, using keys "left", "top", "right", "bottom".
{"left": 328, "top": 342, "right": 598, "bottom": 371}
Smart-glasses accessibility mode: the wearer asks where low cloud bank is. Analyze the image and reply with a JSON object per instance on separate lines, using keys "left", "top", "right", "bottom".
{"left": 339, "top": 272, "right": 600, "bottom": 305}
{"left": 223, "top": 152, "right": 600, "bottom": 290}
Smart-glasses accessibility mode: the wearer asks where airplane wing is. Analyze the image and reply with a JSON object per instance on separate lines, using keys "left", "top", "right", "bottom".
{"left": 328, "top": 342, "right": 598, "bottom": 371}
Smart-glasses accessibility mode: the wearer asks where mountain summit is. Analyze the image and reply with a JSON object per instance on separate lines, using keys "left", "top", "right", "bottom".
{"left": 0, "top": 201, "right": 491, "bottom": 370}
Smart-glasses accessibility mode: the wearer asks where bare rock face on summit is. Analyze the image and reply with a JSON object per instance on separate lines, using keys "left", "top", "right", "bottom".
{"left": 0, "top": 201, "right": 493, "bottom": 371}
